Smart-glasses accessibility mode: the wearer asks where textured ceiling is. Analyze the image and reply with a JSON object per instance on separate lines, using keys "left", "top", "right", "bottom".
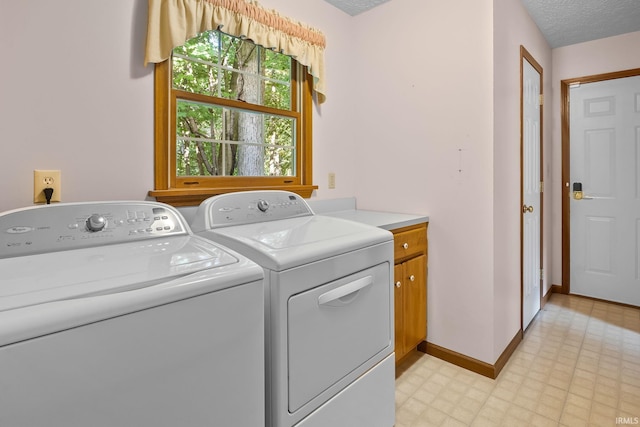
{"left": 323, "top": 0, "right": 640, "bottom": 48}
{"left": 521, "top": 0, "right": 640, "bottom": 48}
{"left": 322, "top": 0, "right": 391, "bottom": 16}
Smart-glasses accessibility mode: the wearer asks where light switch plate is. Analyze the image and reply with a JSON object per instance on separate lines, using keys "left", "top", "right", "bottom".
{"left": 328, "top": 172, "right": 336, "bottom": 189}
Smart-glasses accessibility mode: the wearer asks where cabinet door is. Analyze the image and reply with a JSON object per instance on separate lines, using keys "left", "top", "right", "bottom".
{"left": 393, "top": 264, "right": 405, "bottom": 358}
{"left": 403, "top": 254, "right": 427, "bottom": 350}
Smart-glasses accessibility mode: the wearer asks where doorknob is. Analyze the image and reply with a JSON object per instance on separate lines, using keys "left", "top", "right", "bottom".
{"left": 522, "top": 205, "right": 534, "bottom": 213}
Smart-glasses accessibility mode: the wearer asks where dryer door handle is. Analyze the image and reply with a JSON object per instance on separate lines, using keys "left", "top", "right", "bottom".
{"left": 318, "top": 276, "right": 373, "bottom": 307}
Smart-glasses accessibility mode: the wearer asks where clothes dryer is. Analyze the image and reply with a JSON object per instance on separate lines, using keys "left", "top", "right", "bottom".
{"left": 191, "top": 191, "right": 396, "bottom": 427}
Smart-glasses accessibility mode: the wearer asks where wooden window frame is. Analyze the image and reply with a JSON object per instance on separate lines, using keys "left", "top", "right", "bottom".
{"left": 148, "top": 48, "right": 317, "bottom": 207}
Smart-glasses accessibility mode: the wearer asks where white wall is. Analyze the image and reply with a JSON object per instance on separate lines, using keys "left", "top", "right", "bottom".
{"left": 549, "top": 31, "right": 640, "bottom": 287}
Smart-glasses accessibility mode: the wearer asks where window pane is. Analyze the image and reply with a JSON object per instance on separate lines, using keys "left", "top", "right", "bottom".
{"left": 172, "top": 56, "right": 220, "bottom": 96}
{"left": 172, "top": 31, "right": 291, "bottom": 110}
{"left": 263, "top": 49, "right": 292, "bottom": 110}
{"left": 172, "top": 32, "right": 221, "bottom": 96}
{"left": 265, "top": 146, "right": 295, "bottom": 176}
{"left": 176, "top": 99, "right": 295, "bottom": 177}
{"left": 177, "top": 139, "right": 226, "bottom": 176}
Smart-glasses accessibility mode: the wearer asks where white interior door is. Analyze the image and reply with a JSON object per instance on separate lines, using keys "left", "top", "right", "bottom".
{"left": 522, "top": 56, "right": 542, "bottom": 329}
{"left": 570, "top": 75, "right": 640, "bottom": 306}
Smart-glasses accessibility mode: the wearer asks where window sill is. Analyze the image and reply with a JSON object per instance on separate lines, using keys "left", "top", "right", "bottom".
{"left": 148, "top": 185, "right": 318, "bottom": 207}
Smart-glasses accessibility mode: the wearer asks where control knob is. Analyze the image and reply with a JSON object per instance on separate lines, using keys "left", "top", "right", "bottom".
{"left": 257, "top": 199, "right": 269, "bottom": 212}
{"left": 86, "top": 214, "right": 107, "bottom": 232}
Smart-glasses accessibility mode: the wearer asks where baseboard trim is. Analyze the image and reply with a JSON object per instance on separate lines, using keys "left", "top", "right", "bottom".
{"left": 493, "top": 329, "right": 523, "bottom": 378}
{"left": 551, "top": 283, "right": 563, "bottom": 294}
{"left": 420, "top": 330, "right": 523, "bottom": 380}
{"left": 542, "top": 286, "right": 553, "bottom": 308}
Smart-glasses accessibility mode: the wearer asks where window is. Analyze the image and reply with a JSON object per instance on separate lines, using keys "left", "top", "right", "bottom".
{"left": 149, "top": 30, "right": 316, "bottom": 206}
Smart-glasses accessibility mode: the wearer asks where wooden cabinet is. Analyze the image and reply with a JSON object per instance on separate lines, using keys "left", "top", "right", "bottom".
{"left": 392, "top": 223, "right": 428, "bottom": 363}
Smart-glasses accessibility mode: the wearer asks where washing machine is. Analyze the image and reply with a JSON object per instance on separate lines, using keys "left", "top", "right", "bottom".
{"left": 0, "top": 201, "right": 264, "bottom": 427}
{"left": 191, "top": 191, "right": 396, "bottom": 427}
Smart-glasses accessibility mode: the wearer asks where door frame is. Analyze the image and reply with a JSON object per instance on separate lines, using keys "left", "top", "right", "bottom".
{"left": 520, "top": 46, "right": 544, "bottom": 330}
{"left": 560, "top": 67, "right": 640, "bottom": 295}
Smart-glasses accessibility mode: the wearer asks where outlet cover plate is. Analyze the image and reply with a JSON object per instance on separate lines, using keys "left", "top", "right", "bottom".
{"left": 34, "top": 170, "right": 61, "bottom": 203}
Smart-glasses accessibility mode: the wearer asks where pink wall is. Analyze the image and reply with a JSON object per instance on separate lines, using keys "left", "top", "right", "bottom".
{"left": 0, "top": 0, "right": 353, "bottom": 213}
{"left": 350, "top": 0, "right": 552, "bottom": 364}
{"left": 350, "top": 0, "right": 496, "bottom": 363}
{"left": 0, "top": 0, "right": 155, "bottom": 210}
{"left": 492, "top": 0, "right": 552, "bottom": 359}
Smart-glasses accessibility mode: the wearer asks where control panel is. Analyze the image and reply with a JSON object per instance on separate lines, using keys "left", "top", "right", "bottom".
{"left": 0, "top": 202, "right": 188, "bottom": 258}
{"left": 192, "top": 191, "right": 314, "bottom": 230}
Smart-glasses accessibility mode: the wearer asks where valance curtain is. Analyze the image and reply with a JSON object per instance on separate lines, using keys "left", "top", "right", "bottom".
{"left": 145, "top": 0, "right": 327, "bottom": 103}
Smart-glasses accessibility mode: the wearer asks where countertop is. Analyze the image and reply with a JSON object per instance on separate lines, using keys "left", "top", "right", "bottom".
{"left": 307, "top": 198, "right": 429, "bottom": 231}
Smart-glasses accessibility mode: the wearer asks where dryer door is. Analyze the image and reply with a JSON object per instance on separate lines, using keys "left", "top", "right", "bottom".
{"left": 287, "top": 262, "right": 391, "bottom": 412}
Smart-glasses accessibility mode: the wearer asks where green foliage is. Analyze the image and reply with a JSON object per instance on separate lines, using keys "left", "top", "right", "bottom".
{"left": 172, "top": 30, "right": 295, "bottom": 177}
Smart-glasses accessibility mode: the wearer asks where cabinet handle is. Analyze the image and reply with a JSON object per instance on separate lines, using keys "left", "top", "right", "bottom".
{"left": 395, "top": 281, "right": 401, "bottom": 288}
{"left": 409, "top": 275, "right": 415, "bottom": 282}
{"left": 402, "top": 243, "right": 409, "bottom": 249}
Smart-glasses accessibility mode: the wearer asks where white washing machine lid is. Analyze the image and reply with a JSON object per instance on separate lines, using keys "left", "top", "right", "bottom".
{"left": 0, "top": 235, "right": 242, "bottom": 312}
{"left": 200, "top": 215, "right": 392, "bottom": 271}
{"left": 0, "top": 235, "right": 263, "bottom": 346}
{"left": 0, "top": 201, "right": 263, "bottom": 347}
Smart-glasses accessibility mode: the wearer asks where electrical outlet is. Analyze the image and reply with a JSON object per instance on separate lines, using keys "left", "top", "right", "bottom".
{"left": 34, "top": 170, "right": 61, "bottom": 204}
{"left": 328, "top": 172, "right": 336, "bottom": 189}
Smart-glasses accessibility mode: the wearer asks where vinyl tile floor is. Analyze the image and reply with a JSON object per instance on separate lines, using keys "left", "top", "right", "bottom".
{"left": 394, "top": 294, "right": 640, "bottom": 427}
